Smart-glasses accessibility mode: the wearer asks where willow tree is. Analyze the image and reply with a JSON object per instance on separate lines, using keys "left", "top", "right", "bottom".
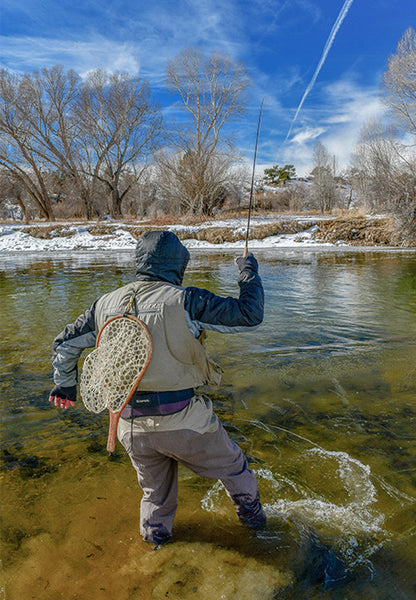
{"left": 158, "top": 47, "right": 251, "bottom": 215}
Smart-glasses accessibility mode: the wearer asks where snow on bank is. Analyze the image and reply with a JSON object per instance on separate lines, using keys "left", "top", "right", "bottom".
{"left": 0, "top": 216, "right": 336, "bottom": 253}
{"left": 0, "top": 225, "right": 138, "bottom": 252}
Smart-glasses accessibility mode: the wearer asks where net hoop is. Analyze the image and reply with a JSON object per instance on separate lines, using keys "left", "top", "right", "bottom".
{"left": 80, "top": 314, "right": 153, "bottom": 452}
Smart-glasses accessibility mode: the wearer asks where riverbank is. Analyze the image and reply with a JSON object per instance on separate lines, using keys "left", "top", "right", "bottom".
{"left": 0, "top": 213, "right": 403, "bottom": 252}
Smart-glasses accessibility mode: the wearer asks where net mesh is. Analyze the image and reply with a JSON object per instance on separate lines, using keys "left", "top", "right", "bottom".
{"left": 80, "top": 316, "right": 151, "bottom": 414}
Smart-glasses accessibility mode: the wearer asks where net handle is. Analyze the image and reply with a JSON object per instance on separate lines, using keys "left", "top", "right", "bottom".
{"left": 98, "top": 315, "right": 153, "bottom": 453}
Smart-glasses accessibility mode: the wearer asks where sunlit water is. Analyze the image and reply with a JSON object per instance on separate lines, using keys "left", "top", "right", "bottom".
{"left": 1, "top": 248, "right": 416, "bottom": 600}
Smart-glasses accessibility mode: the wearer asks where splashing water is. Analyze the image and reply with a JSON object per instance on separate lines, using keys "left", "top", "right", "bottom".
{"left": 201, "top": 447, "right": 388, "bottom": 572}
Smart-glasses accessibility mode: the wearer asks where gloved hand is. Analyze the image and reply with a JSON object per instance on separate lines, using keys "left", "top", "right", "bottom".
{"left": 49, "top": 385, "right": 77, "bottom": 410}
{"left": 236, "top": 253, "right": 258, "bottom": 273}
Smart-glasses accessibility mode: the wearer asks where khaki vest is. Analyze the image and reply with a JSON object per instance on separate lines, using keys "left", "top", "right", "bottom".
{"left": 94, "top": 281, "right": 222, "bottom": 391}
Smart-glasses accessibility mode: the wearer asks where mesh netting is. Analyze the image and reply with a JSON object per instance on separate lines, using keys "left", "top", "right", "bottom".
{"left": 80, "top": 316, "right": 152, "bottom": 414}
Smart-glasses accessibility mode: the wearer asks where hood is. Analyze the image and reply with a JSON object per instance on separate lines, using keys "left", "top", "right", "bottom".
{"left": 135, "top": 230, "right": 190, "bottom": 285}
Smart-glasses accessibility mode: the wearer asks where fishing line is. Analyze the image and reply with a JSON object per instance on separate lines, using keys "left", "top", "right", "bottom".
{"left": 237, "top": 417, "right": 323, "bottom": 449}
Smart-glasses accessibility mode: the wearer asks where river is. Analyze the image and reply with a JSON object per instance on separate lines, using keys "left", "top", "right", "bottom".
{"left": 1, "top": 248, "right": 415, "bottom": 599}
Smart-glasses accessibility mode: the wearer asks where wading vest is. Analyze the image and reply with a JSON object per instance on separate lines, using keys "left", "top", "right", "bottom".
{"left": 94, "top": 280, "right": 222, "bottom": 392}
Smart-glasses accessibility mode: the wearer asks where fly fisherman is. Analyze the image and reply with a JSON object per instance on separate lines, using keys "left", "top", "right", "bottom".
{"left": 49, "top": 230, "right": 266, "bottom": 548}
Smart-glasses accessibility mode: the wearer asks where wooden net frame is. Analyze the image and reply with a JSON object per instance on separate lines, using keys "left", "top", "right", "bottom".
{"left": 80, "top": 315, "right": 152, "bottom": 452}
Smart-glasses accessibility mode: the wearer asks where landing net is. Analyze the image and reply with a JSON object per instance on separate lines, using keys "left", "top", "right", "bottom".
{"left": 80, "top": 315, "right": 152, "bottom": 414}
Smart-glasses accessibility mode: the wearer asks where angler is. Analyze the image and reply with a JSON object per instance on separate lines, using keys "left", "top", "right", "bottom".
{"left": 49, "top": 230, "right": 266, "bottom": 548}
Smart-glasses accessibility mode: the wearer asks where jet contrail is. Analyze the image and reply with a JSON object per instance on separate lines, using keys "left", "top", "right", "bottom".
{"left": 285, "top": 0, "right": 354, "bottom": 142}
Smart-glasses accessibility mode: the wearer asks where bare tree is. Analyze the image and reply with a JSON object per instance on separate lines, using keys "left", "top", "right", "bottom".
{"left": 310, "top": 142, "right": 338, "bottom": 212}
{"left": 352, "top": 119, "right": 416, "bottom": 242}
{"left": 0, "top": 66, "right": 100, "bottom": 219}
{"left": 160, "top": 47, "right": 251, "bottom": 215}
{"left": 0, "top": 168, "right": 31, "bottom": 220}
{"left": 381, "top": 27, "right": 416, "bottom": 241}
{"left": 155, "top": 146, "right": 245, "bottom": 215}
{"left": 352, "top": 120, "right": 399, "bottom": 211}
{"left": 382, "top": 27, "right": 416, "bottom": 136}
{"left": 0, "top": 69, "right": 56, "bottom": 219}
{"left": 76, "top": 70, "right": 163, "bottom": 218}
{"left": 19, "top": 66, "right": 101, "bottom": 218}
{"left": 119, "top": 169, "right": 158, "bottom": 217}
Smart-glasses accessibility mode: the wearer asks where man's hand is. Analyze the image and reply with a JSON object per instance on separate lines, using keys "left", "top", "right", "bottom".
{"left": 49, "top": 385, "right": 77, "bottom": 410}
{"left": 236, "top": 253, "right": 258, "bottom": 272}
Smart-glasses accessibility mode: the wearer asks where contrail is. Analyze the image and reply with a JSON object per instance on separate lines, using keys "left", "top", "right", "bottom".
{"left": 285, "top": 0, "right": 354, "bottom": 142}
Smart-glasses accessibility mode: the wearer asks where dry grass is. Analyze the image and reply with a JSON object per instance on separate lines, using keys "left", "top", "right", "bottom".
{"left": 15, "top": 214, "right": 400, "bottom": 247}
{"left": 178, "top": 227, "right": 242, "bottom": 244}
{"left": 313, "top": 217, "right": 395, "bottom": 245}
{"left": 174, "top": 221, "right": 313, "bottom": 244}
{"left": 86, "top": 224, "right": 121, "bottom": 236}
{"left": 251, "top": 221, "right": 312, "bottom": 237}
{"left": 128, "top": 226, "right": 162, "bottom": 239}
{"left": 21, "top": 226, "right": 75, "bottom": 239}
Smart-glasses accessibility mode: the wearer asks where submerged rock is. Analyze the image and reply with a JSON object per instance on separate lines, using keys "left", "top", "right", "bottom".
{"left": 1, "top": 448, "right": 58, "bottom": 478}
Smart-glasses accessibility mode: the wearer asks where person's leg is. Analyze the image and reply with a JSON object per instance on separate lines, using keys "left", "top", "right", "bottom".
{"left": 119, "top": 430, "right": 178, "bottom": 545}
{"left": 156, "top": 422, "right": 266, "bottom": 530}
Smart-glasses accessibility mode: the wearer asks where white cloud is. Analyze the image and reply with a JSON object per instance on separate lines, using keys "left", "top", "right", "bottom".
{"left": 0, "top": 0, "right": 252, "bottom": 84}
{"left": 264, "top": 76, "right": 388, "bottom": 176}
{"left": 0, "top": 35, "right": 141, "bottom": 77}
{"left": 325, "top": 78, "right": 385, "bottom": 124}
{"left": 291, "top": 126, "right": 327, "bottom": 145}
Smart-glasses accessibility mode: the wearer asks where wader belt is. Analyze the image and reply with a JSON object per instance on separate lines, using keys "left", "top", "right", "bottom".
{"left": 121, "top": 388, "right": 194, "bottom": 418}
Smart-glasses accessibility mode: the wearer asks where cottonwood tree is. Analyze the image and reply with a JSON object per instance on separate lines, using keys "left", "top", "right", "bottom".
{"left": 0, "top": 66, "right": 100, "bottom": 219}
{"left": 0, "top": 168, "right": 30, "bottom": 220}
{"left": 352, "top": 120, "right": 398, "bottom": 211}
{"left": 0, "top": 66, "right": 163, "bottom": 220}
{"left": 159, "top": 47, "right": 251, "bottom": 215}
{"left": 0, "top": 69, "right": 57, "bottom": 219}
{"left": 26, "top": 66, "right": 100, "bottom": 218}
{"left": 76, "top": 70, "right": 163, "bottom": 218}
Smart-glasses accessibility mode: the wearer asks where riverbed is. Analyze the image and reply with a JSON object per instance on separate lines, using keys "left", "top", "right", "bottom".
{"left": 1, "top": 248, "right": 415, "bottom": 599}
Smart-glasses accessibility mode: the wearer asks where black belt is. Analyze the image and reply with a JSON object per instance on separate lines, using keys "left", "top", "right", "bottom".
{"left": 130, "top": 388, "right": 194, "bottom": 409}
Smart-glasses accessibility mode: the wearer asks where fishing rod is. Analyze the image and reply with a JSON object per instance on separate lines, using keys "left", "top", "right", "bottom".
{"left": 244, "top": 98, "right": 265, "bottom": 258}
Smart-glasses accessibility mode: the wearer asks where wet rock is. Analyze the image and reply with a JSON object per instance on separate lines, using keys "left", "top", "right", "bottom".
{"left": 61, "top": 408, "right": 107, "bottom": 432}
{"left": 204, "top": 387, "right": 236, "bottom": 417}
{"left": 2, "top": 526, "right": 32, "bottom": 551}
{"left": 1, "top": 448, "right": 58, "bottom": 478}
{"left": 294, "top": 529, "right": 359, "bottom": 594}
{"left": 29, "top": 393, "right": 53, "bottom": 409}
{"left": 86, "top": 440, "right": 107, "bottom": 454}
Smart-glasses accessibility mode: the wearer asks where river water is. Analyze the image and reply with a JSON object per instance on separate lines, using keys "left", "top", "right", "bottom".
{"left": 1, "top": 248, "right": 416, "bottom": 600}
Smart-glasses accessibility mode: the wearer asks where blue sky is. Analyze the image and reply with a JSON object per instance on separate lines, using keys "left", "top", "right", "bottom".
{"left": 0, "top": 0, "right": 414, "bottom": 175}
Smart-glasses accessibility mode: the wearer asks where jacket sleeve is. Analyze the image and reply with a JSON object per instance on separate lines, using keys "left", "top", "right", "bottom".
{"left": 183, "top": 253, "right": 264, "bottom": 334}
{"left": 52, "top": 304, "right": 97, "bottom": 387}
